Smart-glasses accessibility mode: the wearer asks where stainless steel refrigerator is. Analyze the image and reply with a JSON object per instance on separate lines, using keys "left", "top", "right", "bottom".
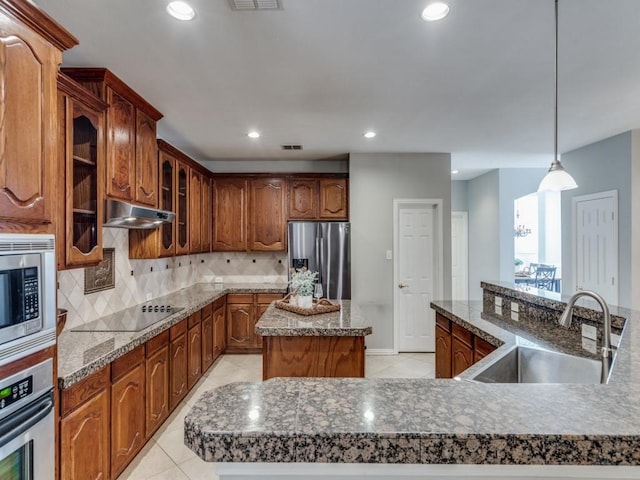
{"left": 288, "top": 222, "right": 351, "bottom": 299}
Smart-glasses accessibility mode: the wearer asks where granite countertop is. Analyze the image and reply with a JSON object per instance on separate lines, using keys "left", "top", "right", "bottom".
{"left": 255, "top": 300, "right": 372, "bottom": 337}
{"left": 57, "top": 282, "right": 287, "bottom": 389}
{"left": 184, "top": 284, "right": 640, "bottom": 465}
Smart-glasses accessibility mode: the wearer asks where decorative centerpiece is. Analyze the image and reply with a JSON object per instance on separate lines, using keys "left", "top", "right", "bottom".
{"left": 289, "top": 268, "right": 317, "bottom": 308}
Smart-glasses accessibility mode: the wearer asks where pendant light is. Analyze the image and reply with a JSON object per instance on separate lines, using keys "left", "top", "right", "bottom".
{"left": 538, "top": 0, "right": 578, "bottom": 192}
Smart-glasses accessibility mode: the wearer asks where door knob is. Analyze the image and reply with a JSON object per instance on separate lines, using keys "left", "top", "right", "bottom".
{"left": 398, "top": 283, "right": 408, "bottom": 289}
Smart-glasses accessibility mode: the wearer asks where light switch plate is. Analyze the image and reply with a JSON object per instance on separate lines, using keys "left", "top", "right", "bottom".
{"left": 145, "top": 293, "right": 152, "bottom": 301}
{"left": 582, "top": 324, "right": 597, "bottom": 341}
{"left": 511, "top": 311, "right": 519, "bottom": 321}
{"left": 495, "top": 296, "right": 502, "bottom": 307}
{"left": 495, "top": 305, "right": 502, "bottom": 315}
{"left": 214, "top": 276, "right": 224, "bottom": 283}
{"left": 582, "top": 337, "right": 597, "bottom": 354}
{"left": 511, "top": 303, "right": 519, "bottom": 313}
{"left": 386, "top": 250, "right": 392, "bottom": 260}
{"left": 611, "top": 333, "right": 621, "bottom": 348}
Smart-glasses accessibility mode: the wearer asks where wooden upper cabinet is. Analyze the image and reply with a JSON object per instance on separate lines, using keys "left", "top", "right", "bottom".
{"left": 61, "top": 68, "right": 163, "bottom": 207}
{"left": 288, "top": 179, "right": 318, "bottom": 219}
{"left": 249, "top": 178, "right": 286, "bottom": 251}
{"left": 57, "top": 74, "right": 107, "bottom": 270}
{"left": 105, "top": 87, "right": 135, "bottom": 201}
{"left": 0, "top": 2, "right": 77, "bottom": 230}
{"left": 201, "top": 176, "right": 212, "bottom": 253}
{"left": 213, "top": 178, "right": 247, "bottom": 251}
{"left": 176, "top": 161, "right": 190, "bottom": 255}
{"left": 135, "top": 110, "right": 158, "bottom": 206}
{"left": 159, "top": 149, "right": 176, "bottom": 257}
{"left": 189, "top": 169, "right": 202, "bottom": 253}
{"left": 319, "top": 178, "right": 348, "bottom": 219}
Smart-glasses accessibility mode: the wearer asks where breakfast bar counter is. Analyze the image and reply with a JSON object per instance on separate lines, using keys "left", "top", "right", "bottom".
{"left": 184, "top": 283, "right": 640, "bottom": 478}
{"left": 255, "top": 300, "right": 373, "bottom": 379}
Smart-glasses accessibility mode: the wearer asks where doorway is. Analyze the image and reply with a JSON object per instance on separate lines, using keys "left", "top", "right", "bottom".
{"left": 572, "top": 190, "right": 619, "bottom": 305}
{"left": 451, "top": 211, "right": 468, "bottom": 301}
{"left": 393, "top": 199, "right": 443, "bottom": 353}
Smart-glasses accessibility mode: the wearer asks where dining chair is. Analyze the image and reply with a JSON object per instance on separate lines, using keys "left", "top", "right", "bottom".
{"left": 534, "top": 266, "right": 556, "bottom": 290}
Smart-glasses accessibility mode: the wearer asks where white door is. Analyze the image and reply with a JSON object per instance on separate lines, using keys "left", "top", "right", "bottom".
{"left": 451, "top": 212, "right": 468, "bottom": 301}
{"left": 395, "top": 201, "right": 439, "bottom": 352}
{"left": 573, "top": 190, "right": 618, "bottom": 305}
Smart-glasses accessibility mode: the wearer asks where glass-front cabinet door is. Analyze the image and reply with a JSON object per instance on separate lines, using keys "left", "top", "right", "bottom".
{"left": 159, "top": 152, "right": 176, "bottom": 256}
{"left": 176, "top": 162, "right": 190, "bottom": 255}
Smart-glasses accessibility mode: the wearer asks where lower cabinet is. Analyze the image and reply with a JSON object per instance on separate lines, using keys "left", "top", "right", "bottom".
{"left": 201, "top": 304, "right": 214, "bottom": 372}
{"left": 146, "top": 331, "right": 170, "bottom": 437}
{"left": 214, "top": 303, "right": 226, "bottom": 360}
{"left": 226, "top": 293, "right": 284, "bottom": 353}
{"left": 435, "top": 313, "right": 498, "bottom": 379}
{"left": 187, "top": 315, "right": 202, "bottom": 389}
{"left": 111, "top": 357, "right": 146, "bottom": 478}
{"left": 169, "top": 319, "right": 188, "bottom": 411}
{"left": 59, "top": 365, "right": 111, "bottom": 480}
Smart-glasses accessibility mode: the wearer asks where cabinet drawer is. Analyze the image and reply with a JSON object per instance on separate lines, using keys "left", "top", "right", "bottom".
{"left": 452, "top": 323, "right": 473, "bottom": 348}
{"left": 146, "top": 330, "right": 169, "bottom": 356}
{"left": 170, "top": 318, "right": 187, "bottom": 339}
{"left": 201, "top": 302, "right": 213, "bottom": 319}
{"left": 111, "top": 345, "right": 145, "bottom": 381}
{"left": 227, "top": 294, "right": 254, "bottom": 304}
{"left": 256, "top": 293, "right": 284, "bottom": 304}
{"left": 213, "top": 296, "right": 226, "bottom": 310}
{"left": 188, "top": 311, "right": 201, "bottom": 329}
{"left": 435, "top": 313, "right": 450, "bottom": 332}
{"left": 61, "top": 365, "right": 110, "bottom": 417}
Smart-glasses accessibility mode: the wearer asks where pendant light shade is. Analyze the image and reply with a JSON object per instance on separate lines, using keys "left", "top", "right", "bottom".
{"left": 537, "top": 0, "right": 578, "bottom": 193}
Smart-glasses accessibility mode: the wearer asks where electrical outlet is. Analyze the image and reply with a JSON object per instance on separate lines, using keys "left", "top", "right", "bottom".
{"left": 385, "top": 250, "right": 392, "bottom": 260}
{"left": 494, "top": 305, "right": 502, "bottom": 315}
{"left": 582, "top": 337, "right": 597, "bottom": 354}
{"left": 511, "top": 303, "right": 519, "bottom": 313}
{"left": 145, "top": 293, "right": 152, "bottom": 301}
{"left": 511, "top": 311, "right": 519, "bottom": 321}
{"left": 495, "top": 296, "right": 502, "bottom": 307}
{"left": 582, "top": 324, "right": 597, "bottom": 341}
{"left": 214, "top": 276, "right": 224, "bottom": 283}
{"left": 611, "top": 333, "right": 621, "bottom": 348}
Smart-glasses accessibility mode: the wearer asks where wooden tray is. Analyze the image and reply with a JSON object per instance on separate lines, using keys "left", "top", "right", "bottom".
{"left": 275, "top": 297, "right": 341, "bottom": 316}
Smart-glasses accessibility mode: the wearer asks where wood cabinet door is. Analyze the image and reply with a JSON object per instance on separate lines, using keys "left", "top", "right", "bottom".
{"left": 60, "top": 389, "right": 110, "bottom": 480}
{"left": 201, "top": 312, "right": 214, "bottom": 372}
{"left": 0, "top": 23, "right": 59, "bottom": 228}
{"left": 213, "top": 178, "right": 247, "bottom": 251}
{"left": 288, "top": 179, "right": 318, "bottom": 219}
{"left": 189, "top": 169, "right": 202, "bottom": 253}
{"left": 249, "top": 178, "right": 286, "bottom": 251}
{"left": 135, "top": 109, "right": 158, "bottom": 206}
{"left": 474, "top": 337, "right": 497, "bottom": 364}
{"left": 187, "top": 323, "right": 202, "bottom": 389}
{"left": 111, "top": 362, "right": 146, "bottom": 478}
{"left": 201, "top": 176, "right": 212, "bottom": 252}
{"left": 452, "top": 337, "right": 474, "bottom": 377}
{"left": 146, "top": 345, "right": 169, "bottom": 437}
{"left": 169, "top": 333, "right": 188, "bottom": 410}
{"left": 158, "top": 151, "right": 176, "bottom": 257}
{"left": 255, "top": 303, "right": 271, "bottom": 348}
{"left": 435, "top": 324, "right": 452, "bottom": 379}
{"left": 105, "top": 87, "right": 135, "bottom": 201}
{"left": 226, "top": 303, "right": 254, "bottom": 349}
{"left": 176, "top": 162, "right": 190, "bottom": 255}
{"left": 214, "top": 306, "right": 226, "bottom": 359}
{"left": 319, "top": 178, "right": 348, "bottom": 219}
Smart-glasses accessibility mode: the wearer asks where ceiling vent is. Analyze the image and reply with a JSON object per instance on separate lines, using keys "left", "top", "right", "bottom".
{"left": 281, "top": 144, "right": 303, "bottom": 151}
{"left": 229, "top": 0, "right": 282, "bottom": 10}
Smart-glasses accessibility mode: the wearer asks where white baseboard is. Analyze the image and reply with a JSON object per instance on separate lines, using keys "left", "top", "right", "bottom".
{"left": 365, "top": 349, "right": 396, "bottom": 355}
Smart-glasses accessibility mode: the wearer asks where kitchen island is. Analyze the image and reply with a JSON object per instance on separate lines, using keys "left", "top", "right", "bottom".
{"left": 184, "top": 282, "right": 640, "bottom": 479}
{"left": 255, "top": 300, "right": 372, "bottom": 380}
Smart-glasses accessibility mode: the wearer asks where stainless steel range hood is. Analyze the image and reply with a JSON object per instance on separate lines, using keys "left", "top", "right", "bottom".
{"left": 104, "top": 199, "right": 175, "bottom": 229}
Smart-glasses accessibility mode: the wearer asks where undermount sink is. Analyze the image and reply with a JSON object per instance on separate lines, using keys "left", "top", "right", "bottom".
{"left": 469, "top": 344, "right": 609, "bottom": 384}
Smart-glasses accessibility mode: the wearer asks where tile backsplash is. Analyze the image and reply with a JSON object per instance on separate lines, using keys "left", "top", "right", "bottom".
{"left": 58, "top": 228, "right": 288, "bottom": 329}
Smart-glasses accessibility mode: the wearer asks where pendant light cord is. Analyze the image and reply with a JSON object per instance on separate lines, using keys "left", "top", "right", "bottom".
{"left": 554, "top": 0, "right": 559, "bottom": 164}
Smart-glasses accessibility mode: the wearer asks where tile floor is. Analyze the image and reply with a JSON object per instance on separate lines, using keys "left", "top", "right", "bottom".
{"left": 117, "top": 353, "right": 435, "bottom": 480}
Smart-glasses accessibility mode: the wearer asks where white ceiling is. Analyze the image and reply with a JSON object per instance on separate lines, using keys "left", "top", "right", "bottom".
{"left": 37, "top": 0, "right": 640, "bottom": 179}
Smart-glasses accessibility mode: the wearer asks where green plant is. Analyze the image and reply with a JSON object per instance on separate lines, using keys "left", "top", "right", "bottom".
{"left": 515, "top": 258, "right": 524, "bottom": 267}
{"left": 289, "top": 268, "right": 318, "bottom": 297}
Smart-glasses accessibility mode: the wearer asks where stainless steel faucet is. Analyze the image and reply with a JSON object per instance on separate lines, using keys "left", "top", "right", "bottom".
{"left": 558, "top": 290, "right": 613, "bottom": 384}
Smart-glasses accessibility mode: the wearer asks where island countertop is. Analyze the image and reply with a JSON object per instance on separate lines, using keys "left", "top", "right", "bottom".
{"left": 185, "top": 283, "right": 640, "bottom": 466}
{"left": 254, "top": 300, "right": 372, "bottom": 337}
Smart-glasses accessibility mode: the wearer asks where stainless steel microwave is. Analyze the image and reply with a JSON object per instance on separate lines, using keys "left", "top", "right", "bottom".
{"left": 0, "top": 234, "right": 56, "bottom": 366}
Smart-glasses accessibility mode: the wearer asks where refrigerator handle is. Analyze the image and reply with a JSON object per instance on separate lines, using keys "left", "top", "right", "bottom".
{"left": 316, "top": 233, "right": 323, "bottom": 283}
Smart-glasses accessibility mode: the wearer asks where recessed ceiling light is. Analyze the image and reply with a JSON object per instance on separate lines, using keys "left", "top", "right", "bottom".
{"left": 421, "top": 2, "right": 450, "bottom": 22}
{"left": 451, "top": 170, "right": 459, "bottom": 175}
{"left": 363, "top": 131, "right": 376, "bottom": 139}
{"left": 167, "top": 1, "right": 196, "bottom": 21}
{"left": 247, "top": 131, "right": 261, "bottom": 139}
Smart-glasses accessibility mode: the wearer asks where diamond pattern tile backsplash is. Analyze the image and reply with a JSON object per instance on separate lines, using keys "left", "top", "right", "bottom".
{"left": 58, "top": 228, "right": 288, "bottom": 329}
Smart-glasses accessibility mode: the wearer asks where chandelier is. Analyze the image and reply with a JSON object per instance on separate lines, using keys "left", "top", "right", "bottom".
{"left": 514, "top": 225, "right": 532, "bottom": 238}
